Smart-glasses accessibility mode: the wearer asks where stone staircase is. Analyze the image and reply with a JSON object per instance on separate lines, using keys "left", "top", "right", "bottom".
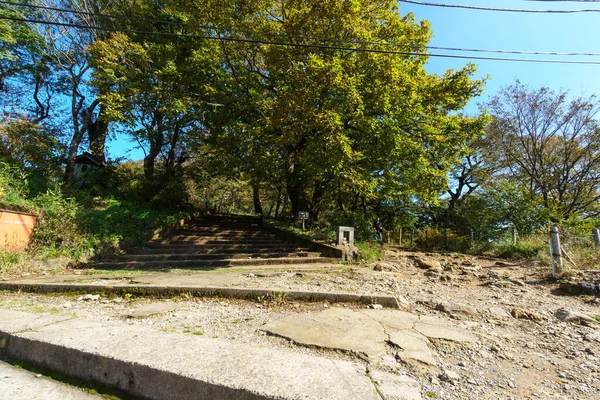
{"left": 89, "top": 215, "right": 339, "bottom": 270}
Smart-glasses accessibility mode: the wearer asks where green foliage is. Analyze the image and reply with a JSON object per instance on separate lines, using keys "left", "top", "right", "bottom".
{"left": 356, "top": 242, "right": 383, "bottom": 262}
{"left": 31, "top": 186, "right": 83, "bottom": 253}
{"left": 0, "top": 157, "right": 192, "bottom": 275}
{"left": 0, "top": 161, "right": 30, "bottom": 206}
{"left": 327, "top": 211, "right": 376, "bottom": 242}
{"left": 486, "top": 242, "right": 546, "bottom": 260}
{"left": 0, "top": 250, "right": 23, "bottom": 275}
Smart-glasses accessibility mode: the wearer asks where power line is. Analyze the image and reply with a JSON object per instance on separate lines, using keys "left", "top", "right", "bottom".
{"left": 0, "top": 0, "right": 188, "bottom": 27}
{"left": 400, "top": 0, "right": 600, "bottom": 12}
{"left": 3, "top": 15, "right": 600, "bottom": 65}
{"left": 3, "top": 1, "right": 600, "bottom": 58}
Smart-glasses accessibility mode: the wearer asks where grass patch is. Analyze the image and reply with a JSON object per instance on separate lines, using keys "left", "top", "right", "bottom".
{"left": 0, "top": 250, "right": 26, "bottom": 276}
{"left": 487, "top": 242, "right": 545, "bottom": 260}
{"left": 355, "top": 242, "right": 383, "bottom": 262}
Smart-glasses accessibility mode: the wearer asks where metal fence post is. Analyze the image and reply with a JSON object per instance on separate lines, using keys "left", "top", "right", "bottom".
{"left": 593, "top": 229, "right": 600, "bottom": 247}
{"left": 550, "top": 227, "right": 563, "bottom": 273}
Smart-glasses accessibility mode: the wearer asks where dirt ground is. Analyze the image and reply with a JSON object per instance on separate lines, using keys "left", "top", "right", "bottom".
{"left": 1, "top": 247, "right": 599, "bottom": 399}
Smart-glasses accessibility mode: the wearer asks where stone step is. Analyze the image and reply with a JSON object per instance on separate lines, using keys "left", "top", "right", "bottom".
{"left": 88, "top": 257, "right": 339, "bottom": 270}
{"left": 0, "top": 309, "right": 382, "bottom": 400}
{"left": 114, "top": 252, "right": 320, "bottom": 262}
{"left": 144, "top": 242, "right": 303, "bottom": 250}
{"left": 175, "top": 229, "right": 273, "bottom": 235}
{"left": 169, "top": 233, "right": 277, "bottom": 240}
{"left": 127, "top": 246, "right": 312, "bottom": 255}
{"left": 160, "top": 239, "right": 289, "bottom": 245}
{"left": 186, "top": 222, "right": 262, "bottom": 228}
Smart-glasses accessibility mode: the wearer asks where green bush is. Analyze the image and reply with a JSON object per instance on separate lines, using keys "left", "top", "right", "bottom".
{"left": 356, "top": 241, "right": 383, "bottom": 262}
{"left": 31, "top": 186, "right": 83, "bottom": 251}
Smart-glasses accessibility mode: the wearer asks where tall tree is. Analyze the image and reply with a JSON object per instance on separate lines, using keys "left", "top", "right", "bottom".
{"left": 485, "top": 81, "right": 600, "bottom": 220}
{"left": 205, "top": 0, "right": 487, "bottom": 218}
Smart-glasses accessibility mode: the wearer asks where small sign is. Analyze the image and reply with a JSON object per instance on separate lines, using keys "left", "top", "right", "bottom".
{"left": 298, "top": 211, "right": 309, "bottom": 220}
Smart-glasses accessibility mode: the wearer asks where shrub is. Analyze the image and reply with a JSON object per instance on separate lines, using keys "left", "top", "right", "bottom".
{"left": 356, "top": 242, "right": 383, "bottom": 262}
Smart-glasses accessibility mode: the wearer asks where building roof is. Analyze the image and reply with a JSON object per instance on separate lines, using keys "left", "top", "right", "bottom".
{"left": 75, "top": 152, "right": 106, "bottom": 167}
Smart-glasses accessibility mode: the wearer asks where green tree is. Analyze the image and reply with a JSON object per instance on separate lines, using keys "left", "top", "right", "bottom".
{"left": 485, "top": 81, "right": 600, "bottom": 221}
{"left": 204, "top": 0, "right": 487, "bottom": 219}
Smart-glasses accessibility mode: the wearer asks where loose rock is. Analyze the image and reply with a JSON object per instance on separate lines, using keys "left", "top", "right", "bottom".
{"left": 78, "top": 294, "right": 100, "bottom": 302}
{"left": 439, "top": 370, "right": 460, "bottom": 382}
{"left": 511, "top": 308, "right": 542, "bottom": 322}
{"left": 418, "top": 260, "right": 442, "bottom": 270}
{"left": 436, "top": 301, "right": 478, "bottom": 317}
{"left": 554, "top": 308, "right": 596, "bottom": 325}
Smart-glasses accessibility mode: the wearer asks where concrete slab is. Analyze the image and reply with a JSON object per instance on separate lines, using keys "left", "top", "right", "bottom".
{"left": 368, "top": 369, "right": 422, "bottom": 400}
{"left": 262, "top": 308, "right": 479, "bottom": 370}
{"left": 0, "top": 360, "right": 103, "bottom": 399}
{"left": 414, "top": 317, "right": 479, "bottom": 343}
{"left": 388, "top": 330, "right": 436, "bottom": 366}
{"left": 264, "top": 308, "right": 388, "bottom": 357}
{"left": 0, "top": 271, "right": 400, "bottom": 308}
{"left": 126, "top": 302, "right": 180, "bottom": 318}
{"left": 0, "top": 309, "right": 382, "bottom": 400}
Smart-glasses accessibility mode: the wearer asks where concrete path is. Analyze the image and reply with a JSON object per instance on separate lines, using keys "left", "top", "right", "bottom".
{"left": 0, "top": 269, "right": 400, "bottom": 308}
{"left": 263, "top": 308, "right": 478, "bottom": 371}
{"left": 0, "top": 309, "right": 422, "bottom": 400}
{"left": 0, "top": 360, "right": 103, "bottom": 399}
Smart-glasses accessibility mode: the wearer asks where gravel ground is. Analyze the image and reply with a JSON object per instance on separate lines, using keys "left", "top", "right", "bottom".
{"left": 1, "top": 248, "right": 599, "bottom": 400}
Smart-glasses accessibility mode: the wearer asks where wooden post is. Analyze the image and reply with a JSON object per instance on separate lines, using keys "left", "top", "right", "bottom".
{"left": 593, "top": 229, "right": 600, "bottom": 247}
{"left": 550, "top": 227, "right": 562, "bottom": 273}
{"left": 410, "top": 228, "right": 415, "bottom": 248}
{"left": 386, "top": 231, "right": 390, "bottom": 244}
{"left": 470, "top": 229, "right": 474, "bottom": 250}
{"left": 513, "top": 227, "right": 518, "bottom": 246}
{"left": 398, "top": 228, "right": 403, "bottom": 247}
{"left": 425, "top": 228, "right": 429, "bottom": 249}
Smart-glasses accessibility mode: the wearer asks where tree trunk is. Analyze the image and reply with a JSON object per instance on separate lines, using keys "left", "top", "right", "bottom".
{"left": 143, "top": 112, "right": 164, "bottom": 180}
{"left": 286, "top": 181, "right": 308, "bottom": 216}
{"left": 310, "top": 180, "right": 326, "bottom": 221}
{"left": 337, "top": 183, "right": 345, "bottom": 212}
{"left": 274, "top": 186, "right": 283, "bottom": 217}
{"left": 252, "top": 179, "right": 263, "bottom": 215}
{"left": 165, "top": 125, "right": 181, "bottom": 177}
{"left": 64, "top": 129, "right": 85, "bottom": 182}
{"left": 87, "top": 105, "right": 109, "bottom": 164}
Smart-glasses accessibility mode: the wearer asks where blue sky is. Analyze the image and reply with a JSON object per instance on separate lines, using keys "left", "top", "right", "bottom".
{"left": 107, "top": 0, "right": 600, "bottom": 160}
{"left": 399, "top": 0, "right": 600, "bottom": 111}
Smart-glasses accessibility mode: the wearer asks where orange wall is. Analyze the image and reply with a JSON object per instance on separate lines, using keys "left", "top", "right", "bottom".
{"left": 0, "top": 210, "right": 37, "bottom": 250}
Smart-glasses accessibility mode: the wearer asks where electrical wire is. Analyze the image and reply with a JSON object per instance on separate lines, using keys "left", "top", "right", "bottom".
{"left": 527, "top": 1, "right": 600, "bottom": 3}
{"left": 2, "top": 14, "right": 600, "bottom": 65}
{"left": 3, "top": 1, "right": 600, "bottom": 58}
{"left": 400, "top": 0, "right": 600, "bottom": 13}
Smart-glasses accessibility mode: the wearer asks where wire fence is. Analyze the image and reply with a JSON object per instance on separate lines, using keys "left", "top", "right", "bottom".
{"left": 383, "top": 226, "right": 600, "bottom": 269}
{"left": 384, "top": 226, "right": 520, "bottom": 253}
{"left": 556, "top": 230, "right": 600, "bottom": 270}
